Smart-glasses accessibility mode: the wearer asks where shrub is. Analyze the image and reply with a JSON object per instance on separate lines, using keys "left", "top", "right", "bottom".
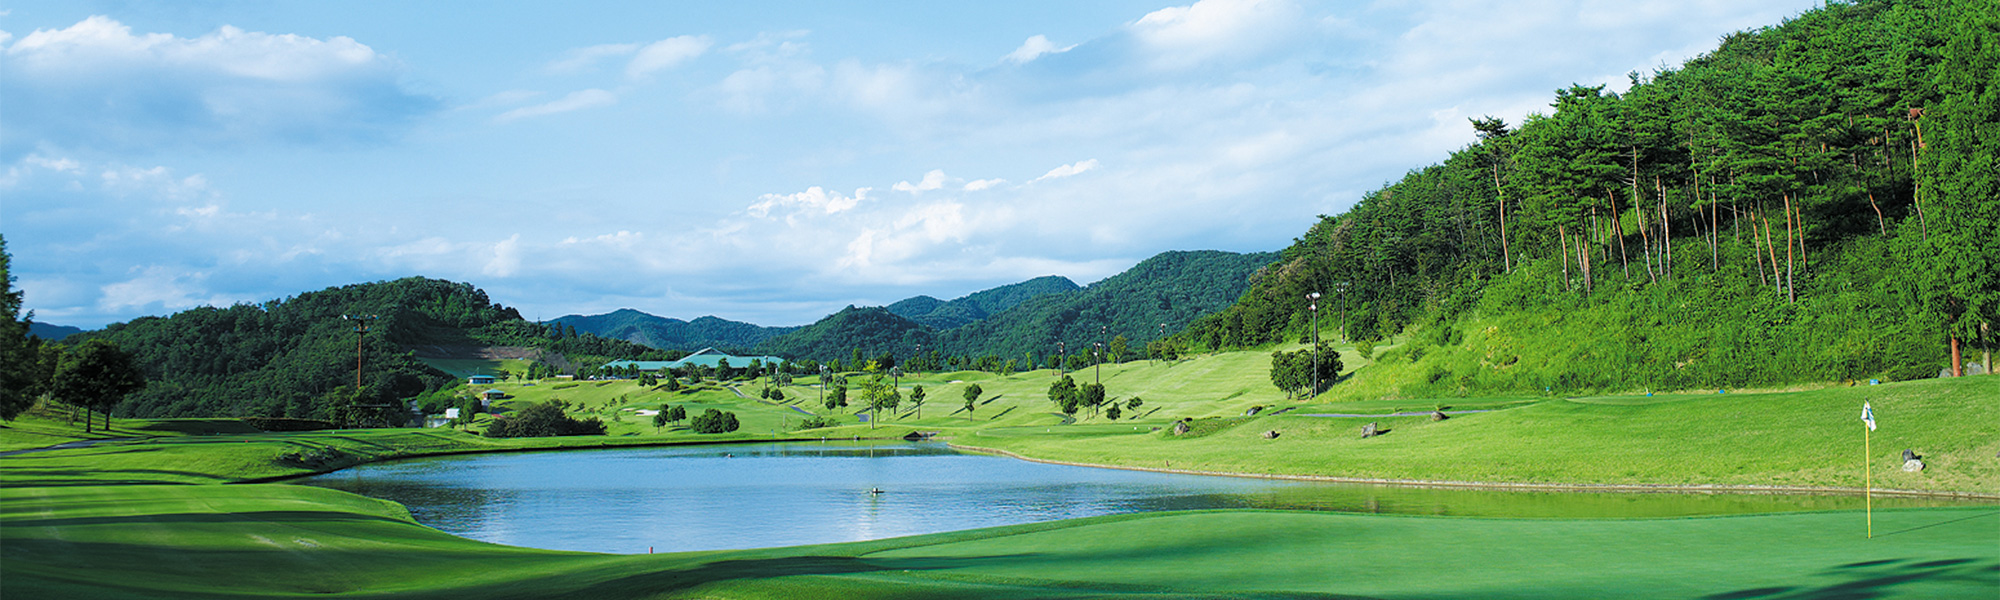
{"left": 796, "top": 415, "right": 841, "bottom": 430}
{"left": 484, "top": 399, "right": 606, "bottom": 438}
{"left": 689, "top": 408, "right": 740, "bottom": 434}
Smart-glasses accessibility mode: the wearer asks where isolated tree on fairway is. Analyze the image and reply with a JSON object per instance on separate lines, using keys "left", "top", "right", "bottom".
{"left": 909, "top": 385, "right": 926, "bottom": 419}
{"left": 862, "top": 375, "right": 900, "bottom": 428}
{"left": 689, "top": 408, "right": 739, "bottom": 433}
{"left": 1109, "top": 335, "right": 1129, "bottom": 363}
{"left": 1126, "top": 397, "right": 1143, "bottom": 413}
{"left": 667, "top": 404, "right": 687, "bottom": 425}
{"left": 1081, "top": 383, "right": 1106, "bottom": 419}
{"left": 50, "top": 339, "right": 146, "bottom": 433}
{"left": 826, "top": 383, "right": 847, "bottom": 411}
{"left": 653, "top": 404, "right": 670, "bottom": 429}
{"left": 961, "top": 383, "right": 982, "bottom": 421}
{"left": 1106, "top": 403, "right": 1122, "bottom": 421}
{"left": 1047, "top": 376, "right": 1079, "bottom": 416}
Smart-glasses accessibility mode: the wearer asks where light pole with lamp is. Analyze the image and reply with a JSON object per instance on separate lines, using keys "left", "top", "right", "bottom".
{"left": 1306, "top": 293, "right": 1321, "bottom": 399}
{"left": 1057, "top": 341, "right": 1066, "bottom": 377}
{"left": 1337, "top": 282, "right": 1351, "bottom": 342}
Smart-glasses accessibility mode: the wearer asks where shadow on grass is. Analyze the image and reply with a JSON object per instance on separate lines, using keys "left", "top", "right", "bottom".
{"left": 1874, "top": 510, "right": 1999, "bottom": 538}
{"left": 1701, "top": 556, "right": 1998, "bottom": 600}
{"left": 5, "top": 510, "right": 410, "bottom": 529}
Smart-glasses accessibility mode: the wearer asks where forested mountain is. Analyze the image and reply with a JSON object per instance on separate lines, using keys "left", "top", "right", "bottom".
{"left": 753, "top": 306, "right": 935, "bottom": 363}
{"left": 1182, "top": 0, "right": 1997, "bottom": 393}
{"left": 754, "top": 250, "right": 1275, "bottom": 364}
{"left": 70, "top": 278, "right": 664, "bottom": 420}
{"left": 886, "top": 275, "right": 1081, "bottom": 330}
{"left": 936, "top": 250, "right": 1277, "bottom": 361}
{"left": 548, "top": 309, "right": 796, "bottom": 353}
{"left": 27, "top": 322, "right": 82, "bottom": 341}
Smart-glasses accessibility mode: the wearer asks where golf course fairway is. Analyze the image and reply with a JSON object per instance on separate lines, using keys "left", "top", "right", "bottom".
{"left": 3, "top": 483, "right": 1993, "bottom": 599}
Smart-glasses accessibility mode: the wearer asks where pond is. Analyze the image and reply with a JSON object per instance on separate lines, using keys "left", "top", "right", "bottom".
{"left": 296, "top": 441, "right": 1975, "bottom": 554}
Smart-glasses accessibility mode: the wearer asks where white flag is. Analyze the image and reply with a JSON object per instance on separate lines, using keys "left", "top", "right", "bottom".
{"left": 1861, "top": 402, "right": 1876, "bottom": 431}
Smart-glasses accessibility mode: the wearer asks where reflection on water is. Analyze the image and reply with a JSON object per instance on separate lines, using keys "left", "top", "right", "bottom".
{"left": 295, "top": 441, "right": 1979, "bottom": 554}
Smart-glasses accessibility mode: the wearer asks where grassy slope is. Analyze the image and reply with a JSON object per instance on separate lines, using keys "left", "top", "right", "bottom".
{"left": 4, "top": 483, "right": 1992, "bottom": 599}
{"left": 7, "top": 349, "right": 1997, "bottom": 493}
{"left": 4, "top": 352, "right": 1997, "bottom": 598}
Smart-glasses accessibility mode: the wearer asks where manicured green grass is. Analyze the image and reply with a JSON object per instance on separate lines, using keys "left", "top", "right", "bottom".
{"left": 960, "top": 375, "right": 2000, "bottom": 494}
{"left": 4, "top": 483, "right": 1992, "bottom": 599}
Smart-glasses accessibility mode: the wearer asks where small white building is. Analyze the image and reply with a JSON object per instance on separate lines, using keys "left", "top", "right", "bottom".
{"left": 468, "top": 375, "right": 496, "bottom": 385}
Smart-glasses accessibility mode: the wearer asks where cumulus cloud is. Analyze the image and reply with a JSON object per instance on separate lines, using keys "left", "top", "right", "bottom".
{"left": 97, "top": 266, "right": 238, "bottom": 313}
{"left": 963, "top": 178, "right": 1006, "bottom": 191}
{"left": 0, "top": 16, "right": 436, "bottom": 158}
{"left": 495, "top": 88, "right": 617, "bottom": 122}
{"left": 626, "top": 35, "right": 711, "bottom": 79}
{"left": 746, "top": 186, "right": 869, "bottom": 219}
{"left": 1032, "top": 159, "right": 1100, "bottom": 182}
{"left": 1004, "top": 35, "right": 1075, "bottom": 64}
{"left": 892, "top": 169, "right": 949, "bottom": 194}
{"left": 1128, "top": 0, "right": 1302, "bottom": 68}
{"left": 484, "top": 234, "right": 523, "bottom": 277}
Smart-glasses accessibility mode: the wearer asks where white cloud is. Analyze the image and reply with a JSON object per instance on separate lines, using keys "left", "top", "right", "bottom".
{"left": 892, "top": 169, "right": 949, "bottom": 194}
{"left": 484, "top": 234, "right": 522, "bottom": 277}
{"left": 546, "top": 43, "right": 640, "bottom": 73}
{"left": 495, "top": 89, "right": 617, "bottom": 122}
{"left": 626, "top": 35, "right": 711, "bottom": 79}
{"left": 24, "top": 155, "right": 82, "bottom": 173}
{"left": 963, "top": 178, "right": 1006, "bottom": 191}
{"left": 99, "top": 165, "right": 212, "bottom": 201}
{"left": 1004, "top": 35, "right": 1075, "bottom": 64}
{"left": 1032, "top": 159, "right": 1100, "bottom": 182}
{"left": 1129, "top": 0, "right": 1302, "bottom": 68}
{"left": 0, "top": 16, "right": 434, "bottom": 157}
{"left": 746, "top": 186, "right": 869, "bottom": 219}
{"left": 97, "top": 266, "right": 237, "bottom": 313}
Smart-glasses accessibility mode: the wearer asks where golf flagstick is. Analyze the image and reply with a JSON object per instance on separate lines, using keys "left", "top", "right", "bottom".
{"left": 1862, "top": 402, "right": 1876, "bottom": 538}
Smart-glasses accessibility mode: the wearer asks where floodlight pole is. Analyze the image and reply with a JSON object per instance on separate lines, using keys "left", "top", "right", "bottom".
{"left": 1337, "top": 282, "right": 1350, "bottom": 342}
{"left": 1057, "top": 342, "right": 1066, "bottom": 377}
{"left": 1307, "top": 293, "right": 1321, "bottom": 399}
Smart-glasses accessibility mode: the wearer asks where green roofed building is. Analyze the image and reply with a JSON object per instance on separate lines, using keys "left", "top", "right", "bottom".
{"left": 602, "top": 348, "right": 786, "bottom": 373}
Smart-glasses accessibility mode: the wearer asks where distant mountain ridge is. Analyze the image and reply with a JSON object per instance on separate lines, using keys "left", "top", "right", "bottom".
{"left": 885, "top": 275, "right": 1081, "bottom": 330}
{"left": 753, "top": 249, "right": 1277, "bottom": 361}
{"left": 547, "top": 310, "right": 795, "bottom": 353}
{"left": 551, "top": 250, "right": 1273, "bottom": 362}
{"left": 27, "top": 321, "right": 83, "bottom": 341}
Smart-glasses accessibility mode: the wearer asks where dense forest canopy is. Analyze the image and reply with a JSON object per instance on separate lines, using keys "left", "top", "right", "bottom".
{"left": 66, "top": 277, "right": 665, "bottom": 421}
{"left": 1182, "top": 0, "right": 1997, "bottom": 391}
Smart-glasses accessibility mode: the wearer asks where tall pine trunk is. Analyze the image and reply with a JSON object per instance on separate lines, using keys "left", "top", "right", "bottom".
{"left": 1609, "top": 191, "right": 1630, "bottom": 280}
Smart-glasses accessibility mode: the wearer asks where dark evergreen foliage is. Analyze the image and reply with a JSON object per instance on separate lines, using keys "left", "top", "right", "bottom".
{"left": 1183, "top": 0, "right": 1997, "bottom": 391}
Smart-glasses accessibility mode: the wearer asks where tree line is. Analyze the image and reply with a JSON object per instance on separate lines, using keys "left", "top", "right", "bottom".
{"left": 1181, "top": 0, "right": 1996, "bottom": 390}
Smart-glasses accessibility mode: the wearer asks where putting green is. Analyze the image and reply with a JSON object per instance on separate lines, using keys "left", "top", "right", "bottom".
{"left": 4, "top": 484, "right": 1993, "bottom": 599}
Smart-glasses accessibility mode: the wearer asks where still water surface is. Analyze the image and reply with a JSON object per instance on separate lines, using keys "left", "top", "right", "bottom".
{"left": 297, "top": 441, "right": 1970, "bottom": 554}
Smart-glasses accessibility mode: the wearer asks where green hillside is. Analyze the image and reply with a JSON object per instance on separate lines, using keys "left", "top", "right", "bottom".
{"left": 938, "top": 250, "right": 1278, "bottom": 361}
{"left": 1182, "top": 0, "right": 1998, "bottom": 395}
{"left": 59, "top": 277, "right": 667, "bottom": 422}
{"left": 887, "top": 275, "right": 1082, "bottom": 330}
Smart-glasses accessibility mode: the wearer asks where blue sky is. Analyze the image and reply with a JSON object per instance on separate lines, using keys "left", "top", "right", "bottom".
{"left": 1, "top": 0, "right": 1820, "bottom": 329}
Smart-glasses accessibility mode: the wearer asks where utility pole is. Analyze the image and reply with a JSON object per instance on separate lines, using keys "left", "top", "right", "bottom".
{"left": 343, "top": 315, "right": 378, "bottom": 391}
